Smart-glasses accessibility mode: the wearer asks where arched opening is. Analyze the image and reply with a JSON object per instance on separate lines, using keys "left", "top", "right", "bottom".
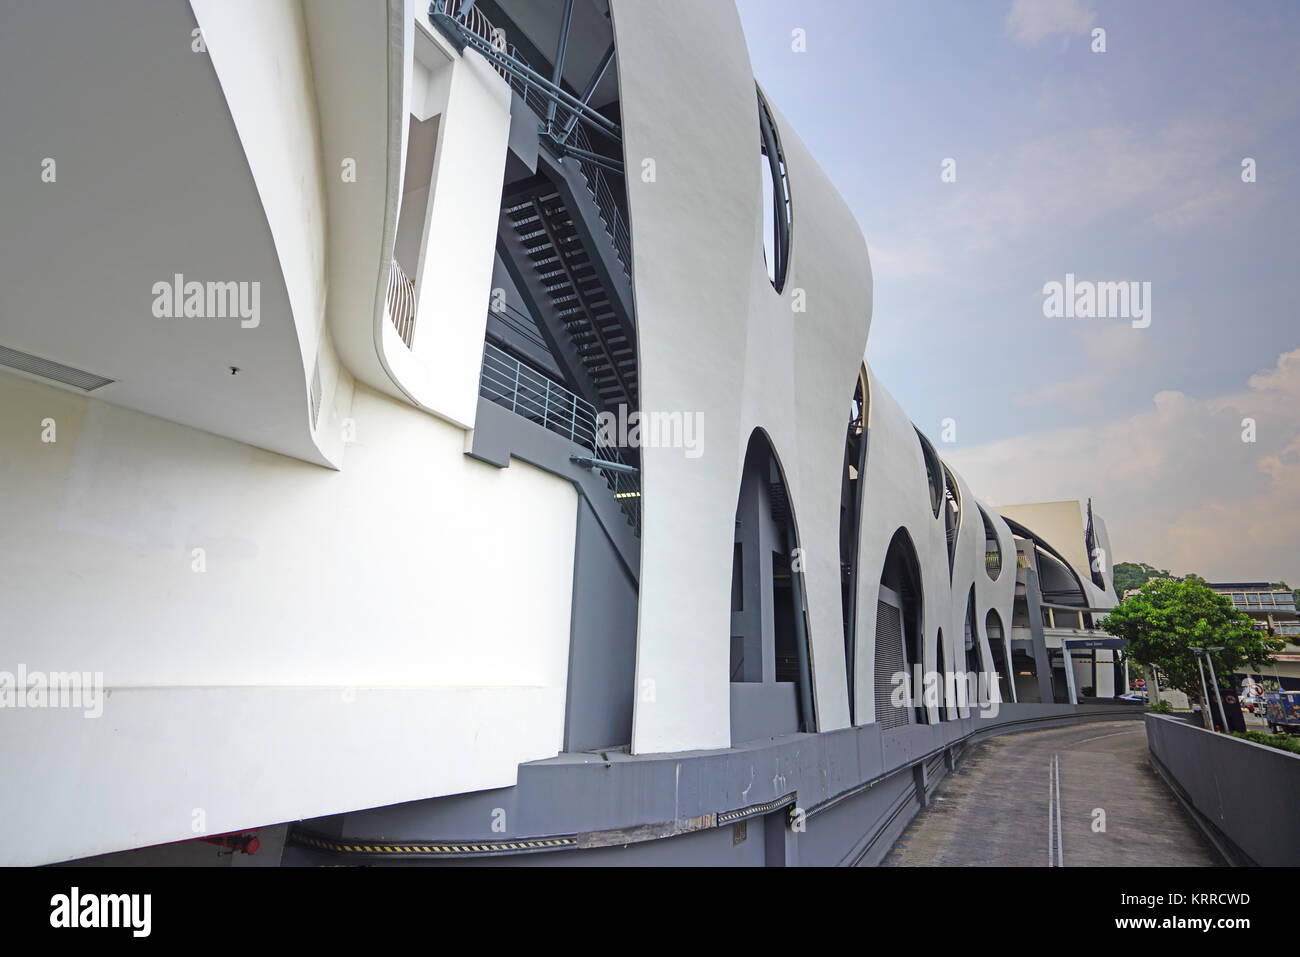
{"left": 757, "top": 89, "right": 792, "bottom": 293}
{"left": 985, "top": 608, "right": 1012, "bottom": 704}
{"left": 875, "top": 528, "right": 924, "bottom": 728}
{"left": 980, "top": 506, "right": 1002, "bottom": 581}
{"left": 1011, "top": 647, "right": 1041, "bottom": 703}
{"left": 839, "top": 367, "right": 869, "bottom": 722}
{"left": 730, "top": 430, "right": 814, "bottom": 742}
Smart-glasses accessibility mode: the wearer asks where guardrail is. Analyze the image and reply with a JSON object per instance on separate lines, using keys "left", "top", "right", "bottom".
{"left": 432, "top": 0, "right": 508, "bottom": 77}
{"left": 479, "top": 341, "right": 640, "bottom": 534}
{"left": 1146, "top": 712, "right": 1300, "bottom": 865}
{"left": 564, "top": 123, "right": 631, "bottom": 277}
{"left": 387, "top": 259, "right": 416, "bottom": 348}
{"left": 479, "top": 342, "right": 597, "bottom": 448}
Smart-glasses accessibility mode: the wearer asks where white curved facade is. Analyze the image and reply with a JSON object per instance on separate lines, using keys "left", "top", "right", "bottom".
{"left": 0, "top": 0, "right": 1121, "bottom": 865}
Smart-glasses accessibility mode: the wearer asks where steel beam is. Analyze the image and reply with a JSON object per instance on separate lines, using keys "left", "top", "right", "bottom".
{"left": 546, "top": 0, "right": 576, "bottom": 132}
{"left": 558, "top": 43, "right": 616, "bottom": 146}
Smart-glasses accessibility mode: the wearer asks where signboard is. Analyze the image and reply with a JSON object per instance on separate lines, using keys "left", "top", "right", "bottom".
{"left": 1063, "top": 637, "right": 1128, "bottom": 650}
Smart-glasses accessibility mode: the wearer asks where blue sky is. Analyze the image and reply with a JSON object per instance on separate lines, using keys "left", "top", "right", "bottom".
{"left": 737, "top": 0, "right": 1300, "bottom": 584}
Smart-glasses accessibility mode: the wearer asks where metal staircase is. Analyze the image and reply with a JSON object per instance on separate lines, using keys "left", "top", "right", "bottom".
{"left": 435, "top": 0, "right": 641, "bottom": 533}
{"left": 500, "top": 179, "right": 637, "bottom": 414}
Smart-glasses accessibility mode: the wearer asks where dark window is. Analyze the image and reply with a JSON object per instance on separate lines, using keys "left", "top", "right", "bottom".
{"left": 758, "top": 90, "right": 792, "bottom": 293}
{"left": 916, "top": 428, "right": 943, "bottom": 518}
{"left": 980, "top": 506, "right": 1002, "bottom": 580}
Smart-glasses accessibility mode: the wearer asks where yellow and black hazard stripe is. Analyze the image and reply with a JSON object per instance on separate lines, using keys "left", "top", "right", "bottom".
{"left": 716, "top": 792, "right": 797, "bottom": 826}
{"left": 288, "top": 830, "right": 578, "bottom": 859}
{"left": 289, "top": 790, "right": 803, "bottom": 860}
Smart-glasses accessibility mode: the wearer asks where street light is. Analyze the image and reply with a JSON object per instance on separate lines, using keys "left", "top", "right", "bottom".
{"left": 1190, "top": 645, "right": 1230, "bottom": 732}
{"left": 1188, "top": 646, "right": 1213, "bottom": 730}
{"left": 1204, "top": 647, "right": 1230, "bottom": 732}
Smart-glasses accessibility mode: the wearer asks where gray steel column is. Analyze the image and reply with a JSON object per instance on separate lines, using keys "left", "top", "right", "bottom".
{"left": 1024, "top": 569, "right": 1056, "bottom": 703}
{"left": 787, "top": 523, "right": 816, "bottom": 733}
{"left": 1061, "top": 643, "right": 1078, "bottom": 705}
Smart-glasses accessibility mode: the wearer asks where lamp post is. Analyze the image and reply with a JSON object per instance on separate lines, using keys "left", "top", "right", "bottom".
{"left": 1204, "top": 646, "right": 1230, "bottom": 732}
{"left": 1189, "top": 646, "right": 1214, "bottom": 731}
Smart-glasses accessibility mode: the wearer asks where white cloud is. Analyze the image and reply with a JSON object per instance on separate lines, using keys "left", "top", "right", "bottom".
{"left": 1006, "top": 0, "right": 1095, "bottom": 46}
{"left": 1014, "top": 325, "right": 1154, "bottom": 410}
{"left": 867, "top": 112, "right": 1269, "bottom": 286}
{"left": 946, "top": 348, "right": 1300, "bottom": 586}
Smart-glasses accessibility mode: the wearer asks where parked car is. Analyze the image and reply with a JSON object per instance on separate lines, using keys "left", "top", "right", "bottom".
{"left": 1118, "top": 692, "right": 1147, "bottom": 703}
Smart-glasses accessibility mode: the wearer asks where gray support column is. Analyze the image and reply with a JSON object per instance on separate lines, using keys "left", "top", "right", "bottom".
{"left": 787, "top": 523, "right": 816, "bottom": 733}
{"left": 1024, "top": 569, "right": 1056, "bottom": 704}
{"left": 732, "top": 473, "right": 765, "bottom": 682}
{"left": 1061, "top": 644, "right": 1078, "bottom": 705}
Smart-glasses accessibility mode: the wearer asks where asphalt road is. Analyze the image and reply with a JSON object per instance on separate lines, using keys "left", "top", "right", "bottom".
{"left": 882, "top": 719, "right": 1221, "bottom": 866}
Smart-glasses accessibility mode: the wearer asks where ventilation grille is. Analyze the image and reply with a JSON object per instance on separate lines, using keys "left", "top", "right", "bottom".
{"left": 0, "top": 344, "right": 114, "bottom": 392}
{"left": 874, "top": 599, "right": 909, "bottom": 729}
{"left": 309, "top": 360, "right": 323, "bottom": 428}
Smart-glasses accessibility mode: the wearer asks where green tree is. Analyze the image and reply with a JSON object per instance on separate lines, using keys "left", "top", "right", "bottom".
{"left": 1112, "top": 561, "right": 1177, "bottom": 594}
{"left": 1101, "top": 578, "right": 1284, "bottom": 703}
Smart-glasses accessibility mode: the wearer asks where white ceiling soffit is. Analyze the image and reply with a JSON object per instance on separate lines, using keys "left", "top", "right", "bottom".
{"left": 304, "top": 0, "right": 415, "bottom": 409}
{"left": 0, "top": 1, "right": 329, "bottom": 466}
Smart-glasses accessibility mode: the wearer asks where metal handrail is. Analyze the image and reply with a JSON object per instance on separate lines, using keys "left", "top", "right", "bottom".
{"left": 479, "top": 340, "right": 640, "bottom": 535}
{"left": 387, "top": 259, "right": 417, "bottom": 348}
{"left": 434, "top": 0, "right": 507, "bottom": 77}
{"left": 479, "top": 341, "right": 598, "bottom": 448}
{"left": 564, "top": 122, "right": 631, "bottom": 277}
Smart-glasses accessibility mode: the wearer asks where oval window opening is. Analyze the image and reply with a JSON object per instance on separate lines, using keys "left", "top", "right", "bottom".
{"left": 758, "top": 90, "right": 792, "bottom": 293}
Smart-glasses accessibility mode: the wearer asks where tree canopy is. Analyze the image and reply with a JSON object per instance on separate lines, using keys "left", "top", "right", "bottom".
{"left": 1101, "top": 578, "right": 1284, "bottom": 700}
{"left": 1112, "top": 561, "right": 1179, "bottom": 594}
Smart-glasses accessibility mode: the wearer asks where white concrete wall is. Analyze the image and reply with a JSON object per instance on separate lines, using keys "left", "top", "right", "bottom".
{"left": 973, "top": 494, "right": 1019, "bottom": 701}
{"left": 0, "top": 372, "right": 578, "bottom": 865}
{"left": 613, "top": 0, "right": 762, "bottom": 753}
{"left": 944, "top": 469, "right": 1016, "bottom": 717}
{"left": 306, "top": 0, "right": 412, "bottom": 416}
{"left": 852, "top": 369, "right": 951, "bottom": 724}
{"left": 190, "top": 0, "right": 334, "bottom": 459}
{"left": 613, "top": 0, "right": 868, "bottom": 753}
{"left": 391, "top": 24, "right": 512, "bottom": 429}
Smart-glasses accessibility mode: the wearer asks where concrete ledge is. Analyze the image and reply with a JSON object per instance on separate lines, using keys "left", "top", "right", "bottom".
{"left": 1146, "top": 713, "right": 1300, "bottom": 866}
{"left": 285, "top": 703, "right": 1144, "bottom": 866}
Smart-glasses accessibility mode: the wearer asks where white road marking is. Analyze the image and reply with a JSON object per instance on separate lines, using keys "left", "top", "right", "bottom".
{"left": 1067, "top": 727, "right": 1142, "bottom": 749}
{"left": 1047, "top": 757, "right": 1055, "bottom": 866}
{"left": 1054, "top": 753, "right": 1064, "bottom": 867}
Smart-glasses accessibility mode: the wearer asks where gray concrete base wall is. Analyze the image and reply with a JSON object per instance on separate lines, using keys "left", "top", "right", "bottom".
{"left": 283, "top": 703, "right": 1141, "bottom": 866}
{"left": 1146, "top": 713, "right": 1300, "bottom": 866}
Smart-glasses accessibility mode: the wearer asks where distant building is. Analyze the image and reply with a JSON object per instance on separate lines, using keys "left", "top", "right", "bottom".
{"left": 1205, "top": 582, "right": 1300, "bottom": 690}
{"left": 995, "top": 500, "right": 1126, "bottom": 703}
